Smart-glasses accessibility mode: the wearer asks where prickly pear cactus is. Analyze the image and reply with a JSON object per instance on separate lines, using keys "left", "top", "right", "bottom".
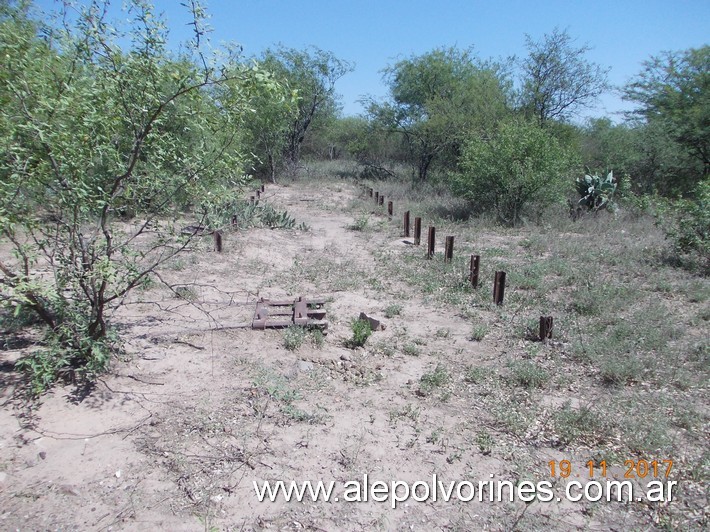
{"left": 576, "top": 171, "right": 617, "bottom": 211}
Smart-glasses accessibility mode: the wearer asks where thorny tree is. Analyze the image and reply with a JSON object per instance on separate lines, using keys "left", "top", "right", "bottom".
{"left": 0, "top": 0, "right": 278, "bottom": 392}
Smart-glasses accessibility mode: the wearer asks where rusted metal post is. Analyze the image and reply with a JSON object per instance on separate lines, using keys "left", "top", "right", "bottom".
{"left": 444, "top": 236, "right": 454, "bottom": 262}
{"left": 414, "top": 217, "right": 422, "bottom": 245}
{"left": 493, "top": 271, "right": 506, "bottom": 305}
{"left": 387, "top": 200, "right": 393, "bottom": 218}
{"left": 256, "top": 190, "right": 261, "bottom": 200}
{"left": 403, "top": 211, "right": 410, "bottom": 237}
{"left": 213, "top": 230, "right": 223, "bottom": 252}
{"left": 231, "top": 215, "right": 238, "bottom": 227}
{"left": 427, "top": 226, "right": 436, "bottom": 259}
{"left": 368, "top": 187, "right": 373, "bottom": 198}
{"left": 539, "top": 316, "right": 554, "bottom": 342}
{"left": 470, "top": 255, "right": 480, "bottom": 288}
{"left": 379, "top": 195, "right": 384, "bottom": 206}
{"left": 260, "top": 184, "right": 265, "bottom": 193}
{"left": 374, "top": 191, "right": 379, "bottom": 204}
{"left": 250, "top": 195, "right": 255, "bottom": 203}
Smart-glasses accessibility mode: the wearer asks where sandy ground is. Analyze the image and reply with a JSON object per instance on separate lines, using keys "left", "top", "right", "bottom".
{"left": 0, "top": 181, "right": 685, "bottom": 531}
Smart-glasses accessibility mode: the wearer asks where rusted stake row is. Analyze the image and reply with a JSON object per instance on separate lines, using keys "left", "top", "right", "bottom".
{"left": 379, "top": 195, "right": 384, "bottom": 206}
{"left": 213, "top": 230, "right": 223, "bottom": 252}
{"left": 403, "top": 211, "right": 411, "bottom": 237}
{"left": 387, "top": 200, "right": 393, "bottom": 218}
{"left": 539, "top": 316, "right": 554, "bottom": 342}
{"left": 470, "top": 254, "right": 480, "bottom": 288}
{"left": 493, "top": 271, "right": 506, "bottom": 305}
{"left": 427, "top": 226, "right": 436, "bottom": 259}
{"left": 374, "top": 191, "right": 379, "bottom": 204}
{"left": 414, "top": 217, "right": 422, "bottom": 245}
{"left": 444, "top": 236, "right": 454, "bottom": 263}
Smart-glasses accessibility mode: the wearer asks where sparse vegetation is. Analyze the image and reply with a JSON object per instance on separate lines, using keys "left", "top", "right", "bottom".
{"left": 345, "top": 318, "right": 372, "bottom": 348}
{"left": 283, "top": 326, "right": 307, "bottom": 351}
{"left": 418, "top": 364, "right": 449, "bottom": 395}
{"left": 383, "top": 303, "right": 403, "bottom": 318}
{"left": 470, "top": 324, "right": 489, "bottom": 341}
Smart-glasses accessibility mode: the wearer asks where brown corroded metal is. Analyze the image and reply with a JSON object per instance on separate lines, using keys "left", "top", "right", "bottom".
{"left": 493, "top": 271, "right": 506, "bottom": 305}
{"left": 470, "top": 254, "right": 480, "bottom": 288}
{"left": 252, "top": 296, "right": 328, "bottom": 331}
{"left": 427, "top": 226, "right": 436, "bottom": 258}
{"left": 444, "top": 236, "right": 454, "bottom": 262}
{"left": 540, "top": 316, "right": 554, "bottom": 342}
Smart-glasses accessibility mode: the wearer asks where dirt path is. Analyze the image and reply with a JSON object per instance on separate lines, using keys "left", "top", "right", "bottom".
{"left": 1, "top": 181, "right": 609, "bottom": 530}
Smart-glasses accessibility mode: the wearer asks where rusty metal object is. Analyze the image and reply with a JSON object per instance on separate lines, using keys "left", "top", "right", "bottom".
{"left": 444, "top": 236, "right": 454, "bottom": 262}
{"left": 387, "top": 200, "right": 393, "bottom": 218}
{"left": 403, "top": 211, "right": 410, "bottom": 237}
{"left": 414, "top": 217, "right": 422, "bottom": 245}
{"left": 539, "top": 316, "right": 554, "bottom": 342}
{"left": 493, "top": 271, "right": 506, "bottom": 305}
{"left": 470, "top": 254, "right": 480, "bottom": 288}
{"left": 427, "top": 226, "right": 436, "bottom": 258}
{"left": 252, "top": 296, "right": 328, "bottom": 331}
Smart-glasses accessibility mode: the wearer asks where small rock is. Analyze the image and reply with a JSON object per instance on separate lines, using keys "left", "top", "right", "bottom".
{"left": 359, "top": 312, "right": 386, "bottom": 331}
{"left": 297, "top": 361, "right": 314, "bottom": 373}
{"left": 59, "top": 484, "right": 81, "bottom": 497}
{"left": 340, "top": 353, "right": 352, "bottom": 362}
{"left": 38, "top": 452, "right": 47, "bottom": 460}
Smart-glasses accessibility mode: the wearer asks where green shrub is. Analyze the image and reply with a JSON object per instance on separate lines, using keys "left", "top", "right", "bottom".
{"left": 454, "top": 118, "right": 576, "bottom": 226}
{"left": 664, "top": 180, "right": 709, "bottom": 273}
{"left": 346, "top": 318, "right": 372, "bottom": 348}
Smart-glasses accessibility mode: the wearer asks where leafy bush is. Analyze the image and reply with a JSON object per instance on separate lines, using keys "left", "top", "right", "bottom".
{"left": 663, "top": 180, "right": 709, "bottom": 273}
{"left": 454, "top": 118, "right": 576, "bottom": 226}
{"left": 0, "top": 2, "right": 280, "bottom": 392}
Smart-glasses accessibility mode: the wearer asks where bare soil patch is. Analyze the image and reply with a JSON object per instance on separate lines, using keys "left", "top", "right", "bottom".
{"left": 1, "top": 180, "right": 707, "bottom": 530}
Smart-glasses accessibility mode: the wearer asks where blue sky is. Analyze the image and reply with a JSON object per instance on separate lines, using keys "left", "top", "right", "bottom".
{"left": 35, "top": 0, "right": 710, "bottom": 122}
